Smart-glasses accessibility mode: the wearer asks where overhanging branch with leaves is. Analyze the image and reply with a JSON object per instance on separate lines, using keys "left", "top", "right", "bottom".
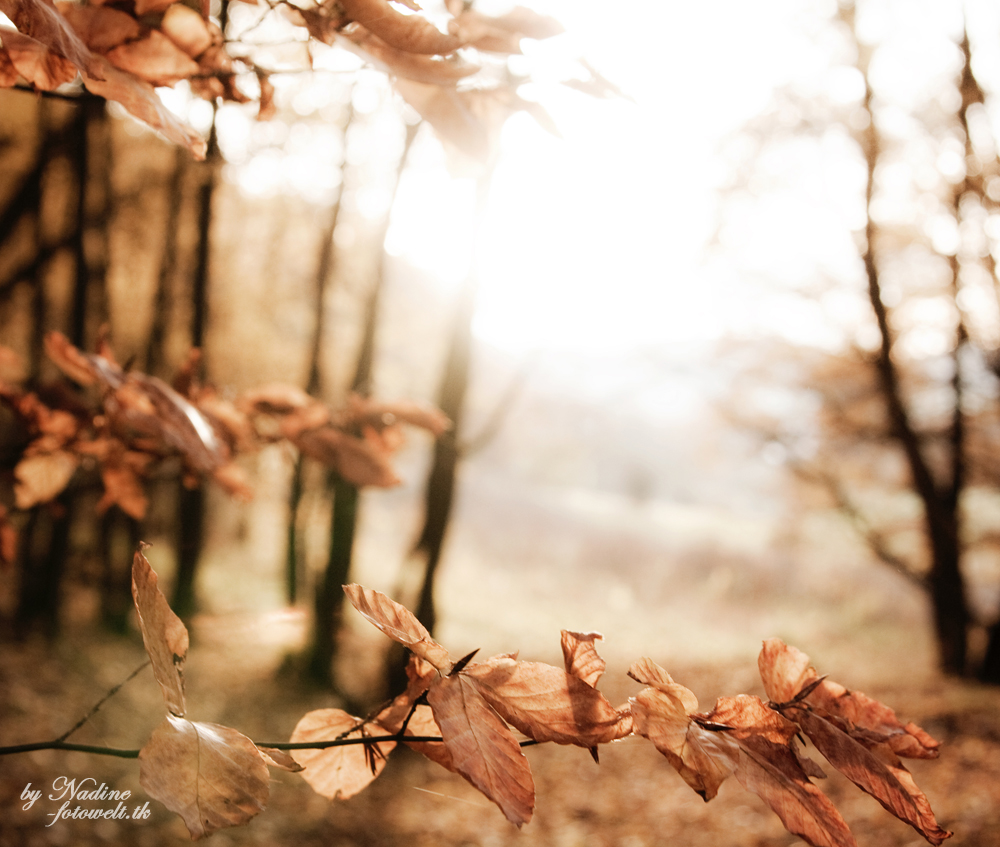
{"left": 0, "top": 546, "right": 955, "bottom": 847}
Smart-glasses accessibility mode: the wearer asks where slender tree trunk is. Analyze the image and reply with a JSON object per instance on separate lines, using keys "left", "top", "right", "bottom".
{"left": 304, "top": 122, "right": 416, "bottom": 689}
{"left": 857, "top": 70, "right": 970, "bottom": 675}
{"left": 100, "top": 510, "right": 141, "bottom": 632}
{"left": 307, "top": 474, "right": 358, "bottom": 684}
{"left": 171, "top": 118, "right": 221, "bottom": 619}
{"left": 288, "top": 192, "right": 344, "bottom": 607}
{"left": 982, "top": 622, "right": 1000, "bottom": 684}
{"left": 146, "top": 148, "right": 187, "bottom": 377}
{"left": 409, "top": 171, "right": 491, "bottom": 634}
{"left": 15, "top": 493, "right": 73, "bottom": 637}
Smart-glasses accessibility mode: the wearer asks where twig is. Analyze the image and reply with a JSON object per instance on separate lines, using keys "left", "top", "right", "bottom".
{"left": 0, "top": 732, "right": 544, "bottom": 758}
{"left": 56, "top": 660, "right": 151, "bottom": 743}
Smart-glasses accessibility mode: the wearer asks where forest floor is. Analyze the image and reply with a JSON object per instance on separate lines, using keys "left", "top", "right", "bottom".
{"left": 1, "top": 608, "right": 999, "bottom": 847}
{"left": 2, "top": 479, "right": 1000, "bottom": 847}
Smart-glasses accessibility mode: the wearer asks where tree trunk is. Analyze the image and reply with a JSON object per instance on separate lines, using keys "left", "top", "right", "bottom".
{"left": 16, "top": 494, "right": 73, "bottom": 637}
{"left": 307, "top": 474, "right": 358, "bottom": 686}
{"left": 302, "top": 123, "right": 415, "bottom": 688}
{"left": 170, "top": 118, "right": 220, "bottom": 618}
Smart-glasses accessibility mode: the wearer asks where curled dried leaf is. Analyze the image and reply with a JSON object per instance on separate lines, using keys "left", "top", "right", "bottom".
{"left": 132, "top": 546, "right": 188, "bottom": 716}
{"left": 339, "top": 0, "right": 461, "bottom": 55}
{"left": 97, "top": 450, "right": 150, "bottom": 519}
{"left": 630, "top": 687, "right": 738, "bottom": 801}
{"left": 344, "top": 584, "right": 452, "bottom": 671}
{"left": 759, "top": 639, "right": 940, "bottom": 759}
{"left": 463, "top": 655, "right": 632, "bottom": 747}
{"left": 14, "top": 449, "right": 79, "bottom": 508}
{"left": 341, "top": 24, "right": 478, "bottom": 86}
{"left": 56, "top": 3, "right": 140, "bottom": 53}
{"left": 0, "top": 0, "right": 99, "bottom": 75}
{"left": 82, "top": 55, "right": 206, "bottom": 157}
{"left": 160, "top": 3, "right": 214, "bottom": 58}
{"left": 257, "top": 746, "right": 304, "bottom": 772}
{"left": 792, "top": 709, "right": 951, "bottom": 845}
{"left": 44, "top": 331, "right": 100, "bottom": 386}
{"left": 561, "top": 630, "right": 606, "bottom": 688}
{"left": 0, "top": 25, "right": 78, "bottom": 88}
{"left": 104, "top": 29, "right": 201, "bottom": 86}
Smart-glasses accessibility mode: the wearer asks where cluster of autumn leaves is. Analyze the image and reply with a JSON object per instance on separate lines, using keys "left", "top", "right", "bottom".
{"left": 125, "top": 545, "right": 952, "bottom": 846}
{"left": 0, "top": 0, "right": 569, "bottom": 159}
{"left": 0, "top": 331, "right": 449, "bottom": 562}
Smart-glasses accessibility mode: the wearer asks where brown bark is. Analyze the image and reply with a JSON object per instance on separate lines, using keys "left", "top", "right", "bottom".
{"left": 857, "top": 66, "right": 969, "bottom": 675}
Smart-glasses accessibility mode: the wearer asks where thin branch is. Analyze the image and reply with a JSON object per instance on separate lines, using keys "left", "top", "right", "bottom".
{"left": 458, "top": 355, "right": 535, "bottom": 457}
{"left": 55, "top": 660, "right": 151, "bottom": 743}
{"left": 793, "top": 463, "right": 928, "bottom": 589}
{"left": 9, "top": 84, "right": 101, "bottom": 103}
{"left": 0, "top": 732, "right": 545, "bottom": 758}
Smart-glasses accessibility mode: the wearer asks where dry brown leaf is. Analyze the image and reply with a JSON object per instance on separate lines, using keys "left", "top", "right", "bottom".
{"left": 560, "top": 630, "right": 606, "bottom": 688}
{"left": 290, "top": 709, "right": 395, "bottom": 799}
{"left": 759, "top": 639, "right": 940, "bottom": 759}
{"left": 257, "top": 70, "right": 275, "bottom": 119}
{"left": 341, "top": 23, "right": 478, "bottom": 85}
{"left": 133, "top": 0, "right": 176, "bottom": 15}
{"left": 240, "top": 383, "right": 316, "bottom": 415}
{"left": 281, "top": 4, "right": 347, "bottom": 46}
{"left": 56, "top": 3, "right": 140, "bottom": 53}
{"left": 294, "top": 426, "right": 400, "bottom": 486}
{"left": 343, "top": 584, "right": 452, "bottom": 671}
{"left": 109, "top": 373, "right": 225, "bottom": 474}
{"left": 393, "top": 78, "right": 489, "bottom": 159}
{"left": 630, "top": 687, "right": 738, "bottom": 801}
{"left": 160, "top": 3, "right": 213, "bottom": 58}
{"left": 394, "top": 80, "right": 555, "bottom": 161}
{"left": 81, "top": 55, "right": 206, "bottom": 157}
{"left": 276, "top": 402, "right": 331, "bottom": 439}
{"left": 44, "top": 331, "right": 99, "bottom": 386}
{"left": 0, "top": 25, "right": 77, "bottom": 88}
{"left": 139, "top": 715, "right": 269, "bottom": 840}
{"left": 104, "top": 29, "right": 200, "bottom": 86}
{"left": 0, "top": 505, "right": 18, "bottom": 568}
{"left": 348, "top": 395, "right": 452, "bottom": 437}
{"left": 0, "top": 0, "right": 99, "bottom": 75}
{"left": 14, "top": 450, "right": 79, "bottom": 508}
{"left": 376, "top": 654, "right": 438, "bottom": 732}
{"left": 193, "top": 390, "right": 256, "bottom": 453}
{"left": 339, "top": 0, "right": 461, "bottom": 55}
{"left": 0, "top": 43, "right": 19, "bottom": 84}
{"left": 98, "top": 454, "right": 149, "bottom": 520}
{"left": 697, "top": 695, "right": 857, "bottom": 847}
{"left": 131, "top": 546, "right": 188, "bottom": 717}
{"left": 400, "top": 704, "right": 454, "bottom": 770}
{"left": 211, "top": 462, "right": 254, "bottom": 500}
{"left": 792, "top": 709, "right": 951, "bottom": 845}
{"left": 628, "top": 658, "right": 737, "bottom": 800}
{"left": 256, "top": 746, "right": 304, "bottom": 772}
{"left": 463, "top": 655, "right": 632, "bottom": 747}
{"left": 11, "top": 392, "right": 79, "bottom": 445}
{"left": 448, "top": 13, "right": 521, "bottom": 55}
{"left": 427, "top": 673, "right": 534, "bottom": 827}
{"left": 0, "top": 345, "right": 23, "bottom": 381}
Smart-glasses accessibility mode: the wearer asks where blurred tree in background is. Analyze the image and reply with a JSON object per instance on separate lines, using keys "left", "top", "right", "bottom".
{"left": 727, "top": 0, "right": 1000, "bottom": 682}
{"left": 0, "top": 0, "right": 594, "bottom": 699}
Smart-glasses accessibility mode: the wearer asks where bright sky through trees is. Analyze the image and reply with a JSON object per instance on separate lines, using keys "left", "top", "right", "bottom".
{"left": 385, "top": 0, "right": 846, "bottom": 356}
